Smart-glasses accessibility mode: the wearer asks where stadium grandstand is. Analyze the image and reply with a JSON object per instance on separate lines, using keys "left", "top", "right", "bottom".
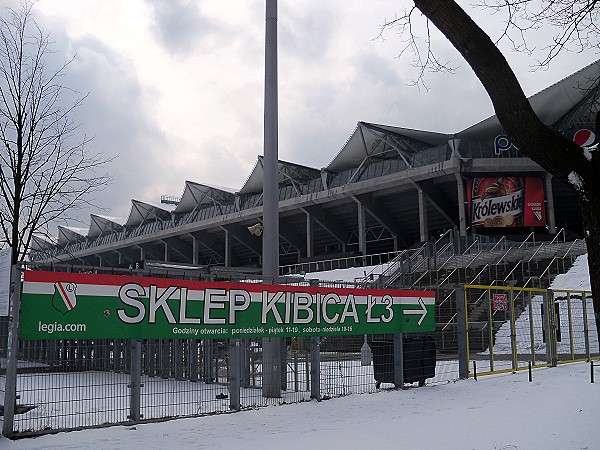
{"left": 29, "top": 60, "right": 599, "bottom": 282}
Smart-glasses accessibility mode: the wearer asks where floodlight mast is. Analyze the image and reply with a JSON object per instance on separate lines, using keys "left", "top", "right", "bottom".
{"left": 262, "top": 0, "right": 281, "bottom": 398}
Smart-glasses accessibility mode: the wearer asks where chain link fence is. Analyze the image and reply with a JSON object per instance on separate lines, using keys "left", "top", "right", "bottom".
{"left": 9, "top": 265, "right": 597, "bottom": 437}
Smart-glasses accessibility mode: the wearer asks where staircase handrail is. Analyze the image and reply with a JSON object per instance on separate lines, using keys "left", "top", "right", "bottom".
{"left": 469, "top": 263, "right": 489, "bottom": 284}
{"left": 438, "top": 267, "right": 458, "bottom": 286}
{"left": 518, "top": 231, "right": 536, "bottom": 249}
{"left": 465, "top": 251, "right": 483, "bottom": 270}
{"left": 462, "top": 238, "right": 480, "bottom": 255}
{"left": 537, "top": 239, "right": 586, "bottom": 283}
{"left": 361, "top": 248, "right": 409, "bottom": 281}
{"left": 489, "top": 236, "right": 507, "bottom": 253}
{"left": 549, "top": 228, "right": 566, "bottom": 245}
{"left": 382, "top": 242, "right": 428, "bottom": 287}
{"left": 526, "top": 241, "right": 547, "bottom": 263}
{"left": 434, "top": 228, "right": 454, "bottom": 247}
{"left": 495, "top": 246, "right": 514, "bottom": 265}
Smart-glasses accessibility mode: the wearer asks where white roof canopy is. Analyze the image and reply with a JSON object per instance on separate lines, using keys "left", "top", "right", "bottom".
{"left": 125, "top": 200, "right": 173, "bottom": 227}
{"left": 174, "top": 181, "right": 236, "bottom": 214}
{"left": 88, "top": 214, "right": 124, "bottom": 238}
{"left": 238, "top": 156, "right": 321, "bottom": 195}
{"left": 57, "top": 226, "right": 88, "bottom": 246}
{"left": 325, "top": 122, "right": 449, "bottom": 173}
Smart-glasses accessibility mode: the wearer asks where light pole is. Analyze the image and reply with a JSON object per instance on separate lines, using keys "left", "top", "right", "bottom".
{"left": 262, "top": 0, "right": 281, "bottom": 398}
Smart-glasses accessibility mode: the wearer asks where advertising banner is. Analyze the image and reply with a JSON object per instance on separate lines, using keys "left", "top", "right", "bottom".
{"left": 467, "top": 176, "right": 546, "bottom": 228}
{"left": 20, "top": 271, "right": 435, "bottom": 340}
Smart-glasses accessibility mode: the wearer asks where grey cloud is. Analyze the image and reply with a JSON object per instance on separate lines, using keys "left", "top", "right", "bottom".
{"left": 145, "top": 0, "right": 223, "bottom": 56}
{"left": 34, "top": 19, "right": 173, "bottom": 226}
{"left": 279, "top": 4, "right": 335, "bottom": 64}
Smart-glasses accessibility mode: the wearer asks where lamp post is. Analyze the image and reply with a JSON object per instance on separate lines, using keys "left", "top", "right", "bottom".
{"left": 262, "top": 0, "right": 281, "bottom": 398}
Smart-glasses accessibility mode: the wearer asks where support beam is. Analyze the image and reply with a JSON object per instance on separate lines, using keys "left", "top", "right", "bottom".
{"left": 545, "top": 173, "right": 556, "bottom": 234}
{"left": 455, "top": 174, "right": 467, "bottom": 236}
{"left": 162, "top": 237, "right": 193, "bottom": 263}
{"left": 222, "top": 224, "right": 262, "bottom": 257}
{"left": 224, "top": 228, "right": 232, "bottom": 267}
{"left": 305, "top": 212, "right": 314, "bottom": 258}
{"left": 418, "top": 188, "right": 428, "bottom": 242}
{"left": 189, "top": 232, "right": 226, "bottom": 263}
{"left": 350, "top": 194, "right": 409, "bottom": 247}
{"left": 357, "top": 201, "right": 367, "bottom": 256}
{"left": 301, "top": 205, "right": 348, "bottom": 247}
{"left": 412, "top": 179, "right": 458, "bottom": 229}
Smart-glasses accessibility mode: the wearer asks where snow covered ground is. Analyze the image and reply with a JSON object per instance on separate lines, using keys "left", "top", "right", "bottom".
{"left": 2, "top": 362, "right": 598, "bottom": 449}
{"left": 1, "top": 254, "right": 597, "bottom": 448}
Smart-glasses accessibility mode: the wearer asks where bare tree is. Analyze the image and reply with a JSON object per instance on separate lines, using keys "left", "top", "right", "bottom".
{"left": 381, "top": 0, "right": 600, "bottom": 333}
{"left": 0, "top": 2, "right": 111, "bottom": 264}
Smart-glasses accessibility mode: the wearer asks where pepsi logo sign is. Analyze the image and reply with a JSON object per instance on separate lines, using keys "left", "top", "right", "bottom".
{"left": 573, "top": 129, "right": 596, "bottom": 147}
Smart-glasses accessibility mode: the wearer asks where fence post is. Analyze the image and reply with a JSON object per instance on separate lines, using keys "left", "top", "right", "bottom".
{"left": 547, "top": 289, "right": 557, "bottom": 367}
{"left": 229, "top": 339, "right": 241, "bottom": 411}
{"left": 309, "top": 337, "right": 320, "bottom": 400}
{"left": 393, "top": 333, "right": 404, "bottom": 389}
{"left": 455, "top": 284, "right": 469, "bottom": 379}
{"left": 3, "top": 265, "right": 22, "bottom": 438}
{"left": 129, "top": 339, "right": 142, "bottom": 422}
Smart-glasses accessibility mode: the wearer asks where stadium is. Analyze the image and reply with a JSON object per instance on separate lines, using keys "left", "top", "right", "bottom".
{"left": 29, "top": 60, "right": 599, "bottom": 282}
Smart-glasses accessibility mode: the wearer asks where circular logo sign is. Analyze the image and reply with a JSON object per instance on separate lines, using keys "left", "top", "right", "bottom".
{"left": 573, "top": 129, "right": 596, "bottom": 147}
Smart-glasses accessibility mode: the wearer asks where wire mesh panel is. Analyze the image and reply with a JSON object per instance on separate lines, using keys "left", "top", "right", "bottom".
{"left": 139, "top": 338, "right": 230, "bottom": 420}
{"left": 320, "top": 335, "right": 376, "bottom": 397}
{"left": 11, "top": 338, "right": 129, "bottom": 434}
{"left": 465, "top": 285, "right": 597, "bottom": 378}
{"left": 465, "top": 286, "right": 549, "bottom": 375}
{"left": 553, "top": 291, "right": 599, "bottom": 363}
{"left": 238, "top": 338, "right": 313, "bottom": 408}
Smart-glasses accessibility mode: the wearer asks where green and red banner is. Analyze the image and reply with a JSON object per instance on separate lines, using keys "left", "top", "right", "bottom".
{"left": 20, "top": 271, "right": 435, "bottom": 340}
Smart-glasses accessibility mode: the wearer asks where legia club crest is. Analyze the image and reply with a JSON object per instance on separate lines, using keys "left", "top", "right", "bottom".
{"left": 52, "top": 282, "right": 78, "bottom": 315}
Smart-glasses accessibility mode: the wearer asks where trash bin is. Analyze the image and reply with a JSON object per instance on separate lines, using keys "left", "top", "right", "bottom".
{"left": 371, "top": 336, "right": 436, "bottom": 388}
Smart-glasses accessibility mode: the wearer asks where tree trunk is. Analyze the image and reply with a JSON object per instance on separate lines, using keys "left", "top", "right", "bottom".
{"left": 580, "top": 186, "right": 600, "bottom": 335}
{"left": 414, "top": 0, "right": 600, "bottom": 334}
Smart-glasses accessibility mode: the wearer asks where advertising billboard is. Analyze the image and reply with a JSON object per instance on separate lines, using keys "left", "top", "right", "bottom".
{"left": 20, "top": 271, "right": 435, "bottom": 340}
{"left": 467, "top": 176, "right": 546, "bottom": 228}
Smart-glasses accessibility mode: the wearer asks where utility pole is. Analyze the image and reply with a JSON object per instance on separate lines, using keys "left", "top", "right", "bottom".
{"left": 262, "top": 0, "right": 281, "bottom": 398}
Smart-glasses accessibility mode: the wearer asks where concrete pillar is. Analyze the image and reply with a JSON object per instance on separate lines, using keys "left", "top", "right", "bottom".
{"left": 306, "top": 212, "right": 314, "bottom": 258}
{"left": 192, "top": 235, "right": 199, "bottom": 265}
{"left": 418, "top": 189, "right": 428, "bottom": 242}
{"left": 357, "top": 201, "right": 366, "bottom": 256}
{"left": 224, "top": 229, "right": 232, "bottom": 267}
{"left": 544, "top": 173, "right": 556, "bottom": 234}
{"left": 455, "top": 173, "right": 467, "bottom": 237}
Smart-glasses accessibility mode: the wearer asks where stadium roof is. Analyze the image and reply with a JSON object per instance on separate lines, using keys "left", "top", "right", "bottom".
{"left": 174, "top": 181, "right": 236, "bottom": 214}
{"left": 238, "top": 156, "right": 321, "bottom": 195}
{"left": 457, "top": 59, "right": 600, "bottom": 139}
{"left": 326, "top": 122, "right": 450, "bottom": 173}
{"left": 57, "top": 226, "right": 88, "bottom": 246}
{"left": 88, "top": 214, "right": 124, "bottom": 238}
{"left": 125, "top": 200, "right": 173, "bottom": 228}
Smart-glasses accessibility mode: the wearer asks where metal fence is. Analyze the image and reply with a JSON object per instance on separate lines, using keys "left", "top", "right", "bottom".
{"left": 462, "top": 284, "right": 599, "bottom": 377}
{"left": 1, "top": 265, "right": 461, "bottom": 438}
{"left": 2, "top": 267, "right": 598, "bottom": 438}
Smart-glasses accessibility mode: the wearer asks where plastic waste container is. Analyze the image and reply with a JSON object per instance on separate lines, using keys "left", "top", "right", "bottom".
{"left": 371, "top": 336, "right": 436, "bottom": 388}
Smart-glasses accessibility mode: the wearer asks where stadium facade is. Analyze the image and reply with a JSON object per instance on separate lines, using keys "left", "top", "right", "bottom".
{"left": 30, "top": 61, "right": 600, "bottom": 272}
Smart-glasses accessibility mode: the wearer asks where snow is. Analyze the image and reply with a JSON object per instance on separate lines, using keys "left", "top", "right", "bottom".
{"left": 568, "top": 171, "right": 583, "bottom": 190}
{"left": 1, "top": 255, "right": 598, "bottom": 449}
{"left": 583, "top": 143, "right": 597, "bottom": 161}
{"left": 2, "top": 363, "right": 598, "bottom": 449}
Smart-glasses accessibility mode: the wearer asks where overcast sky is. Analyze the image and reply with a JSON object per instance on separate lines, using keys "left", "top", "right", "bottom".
{"left": 2, "top": 0, "right": 597, "bottom": 231}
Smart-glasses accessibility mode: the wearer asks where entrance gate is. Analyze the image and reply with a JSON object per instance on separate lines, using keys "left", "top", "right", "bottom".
{"left": 462, "top": 285, "right": 598, "bottom": 377}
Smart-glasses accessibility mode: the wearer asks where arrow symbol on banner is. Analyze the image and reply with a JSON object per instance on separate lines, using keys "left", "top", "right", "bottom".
{"left": 403, "top": 297, "right": 428, "bottom": 326}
